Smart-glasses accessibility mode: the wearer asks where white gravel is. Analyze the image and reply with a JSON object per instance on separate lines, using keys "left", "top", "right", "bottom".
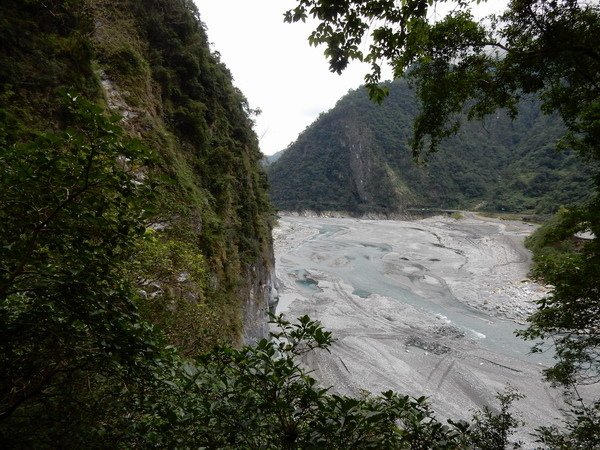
{"left": 273, "top": 213, "right": 596, "bottom": 447}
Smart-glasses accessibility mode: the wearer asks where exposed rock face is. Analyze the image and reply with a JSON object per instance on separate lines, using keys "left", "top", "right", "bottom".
{"left": 346, "top": 120, "right": 376, "bottom": 204}
{"left": 243, "top": 262, "right": 279, "bottom": 344}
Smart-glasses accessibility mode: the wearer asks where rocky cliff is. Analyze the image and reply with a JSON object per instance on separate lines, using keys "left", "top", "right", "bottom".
{"left": 0, "top": 0, "right": 274, "bottom": 349}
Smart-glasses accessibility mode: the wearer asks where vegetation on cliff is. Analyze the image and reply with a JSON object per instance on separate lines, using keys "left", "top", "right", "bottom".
{"left": 1, "top": 0, "right": 274, "bottom": 348}
{"left": 0, "top": 0, "right": 273, "bottom": 444}
{"left": 521, "top": 202, "right": 600, "bottom": 446}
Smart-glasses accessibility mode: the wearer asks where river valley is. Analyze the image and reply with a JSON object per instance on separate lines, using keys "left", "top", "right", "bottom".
{"left": 273, "top": 213, "right": 592, "bottom": 445}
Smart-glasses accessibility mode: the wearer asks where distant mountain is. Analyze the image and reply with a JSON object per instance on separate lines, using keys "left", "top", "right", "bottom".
{"left": 267, "top": 149, "right": 286, "bottom": 164}
{"left": 268, "top": 80, "right": 593, "bottom": 215}
{"left": 260, "top": 149, "right": 286, "bottom": 168}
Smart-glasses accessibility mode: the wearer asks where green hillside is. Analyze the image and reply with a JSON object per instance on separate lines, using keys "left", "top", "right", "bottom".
{"left": 268, "top": 80, "right": 593, "bottom": 215}
{"left": 0, "top": 0, "right": 274, "bottom": 444}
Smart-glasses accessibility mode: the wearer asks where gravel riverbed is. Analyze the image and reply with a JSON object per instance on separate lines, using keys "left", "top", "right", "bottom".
{"left": 273, "top": 213, "right": 596, "bottom": 446}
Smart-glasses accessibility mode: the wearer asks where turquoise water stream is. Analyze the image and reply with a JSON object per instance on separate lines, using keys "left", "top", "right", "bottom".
{"left": 283, "top": 221, "right": 553, "bottom": 365}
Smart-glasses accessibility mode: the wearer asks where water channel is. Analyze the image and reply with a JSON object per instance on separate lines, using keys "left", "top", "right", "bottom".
{"left": 280, "top": 219, "right": 551, "bottom": 363}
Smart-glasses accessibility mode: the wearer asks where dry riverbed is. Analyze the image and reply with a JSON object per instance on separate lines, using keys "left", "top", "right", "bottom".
{"left": 273, "top": 213, "right": 588, "bottom": 446}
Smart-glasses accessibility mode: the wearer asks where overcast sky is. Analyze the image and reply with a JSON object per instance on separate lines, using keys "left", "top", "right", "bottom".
{"left": 194, "top": 0, "right": 506, "bottom": 156}
{"left": 195, "top": 0, "right": 374, "bottom": 155}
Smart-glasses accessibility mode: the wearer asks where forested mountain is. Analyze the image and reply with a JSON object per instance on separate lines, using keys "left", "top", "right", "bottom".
{"left": 268, "top": 80, "right": 593, "bottom": 215}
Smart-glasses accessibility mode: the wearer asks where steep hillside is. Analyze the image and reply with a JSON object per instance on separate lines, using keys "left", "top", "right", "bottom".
{"left": 268, "top": 80, "right": 593, "bottom": 215}
{"left": 1, "top": 1, "right": 274, "bottom": 443}
{"left": 1, "top": 0, "right": 274, "bottom": 348}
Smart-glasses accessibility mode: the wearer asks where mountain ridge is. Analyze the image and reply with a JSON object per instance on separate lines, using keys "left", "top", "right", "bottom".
{"left": 268, "top": 80, "right": 593, "bottom": 215}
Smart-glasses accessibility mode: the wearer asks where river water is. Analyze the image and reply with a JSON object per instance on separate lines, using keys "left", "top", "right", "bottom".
{"left": 274, "top": 214, "right": 572, "bottom": 442}
{"left": 280, "top": 220, "right": 551, "bottom": 364}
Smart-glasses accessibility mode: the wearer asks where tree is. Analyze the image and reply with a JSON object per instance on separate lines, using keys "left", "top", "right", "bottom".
{"left": 0, "top": 93, "right": 163, "bottom": 446}
{"left": 286, "top": 0, "right": 600, "bottom": 444}
{"left": 133, "top": 314, "right": 524, "bottom": 449}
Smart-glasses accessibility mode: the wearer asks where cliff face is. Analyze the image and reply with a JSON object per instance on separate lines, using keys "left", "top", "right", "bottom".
{"left": 0, "top": 0, "right": 274, "bottom": 349}
{"left": 269, "top": 80, "right": 593, "bottom": 215}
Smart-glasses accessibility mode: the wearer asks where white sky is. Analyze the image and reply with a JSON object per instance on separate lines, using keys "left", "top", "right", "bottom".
{"left": 195, "top": 0, "right": 374, "bottom": 155}
{"left": 195, "top": 0, "right": 507, "bottom": 155}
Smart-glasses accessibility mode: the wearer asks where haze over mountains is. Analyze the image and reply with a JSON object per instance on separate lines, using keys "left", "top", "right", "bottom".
{"left": 268, "top": 80, "right": 593, "bottom": 215}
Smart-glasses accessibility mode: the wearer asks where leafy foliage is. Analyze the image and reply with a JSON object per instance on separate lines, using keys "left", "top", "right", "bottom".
{"left": 519, "top": 199, "right": 600, "bottom": 447}
{"left": 286, "top": 0, "right": 600, "bottom": 160}
{"left": 0, "top": 92, "right": 161, "bottom": 446}
{"left": 535, "top": 398, "right": 600, "bottom": 449}
{"left": 288, "top": 0, "right": 600, "bottom": 446}
{"left": 466, "top": 388, "right": 525, "bottom": 450}
{"left": 127, "top": 315, "right": 525, "bottom": 449}
{"left": 521, "top": 201, "right": 600, "bottom": 388}
{"left": 0, "top": 0, "right": 97, "bottom": 122}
